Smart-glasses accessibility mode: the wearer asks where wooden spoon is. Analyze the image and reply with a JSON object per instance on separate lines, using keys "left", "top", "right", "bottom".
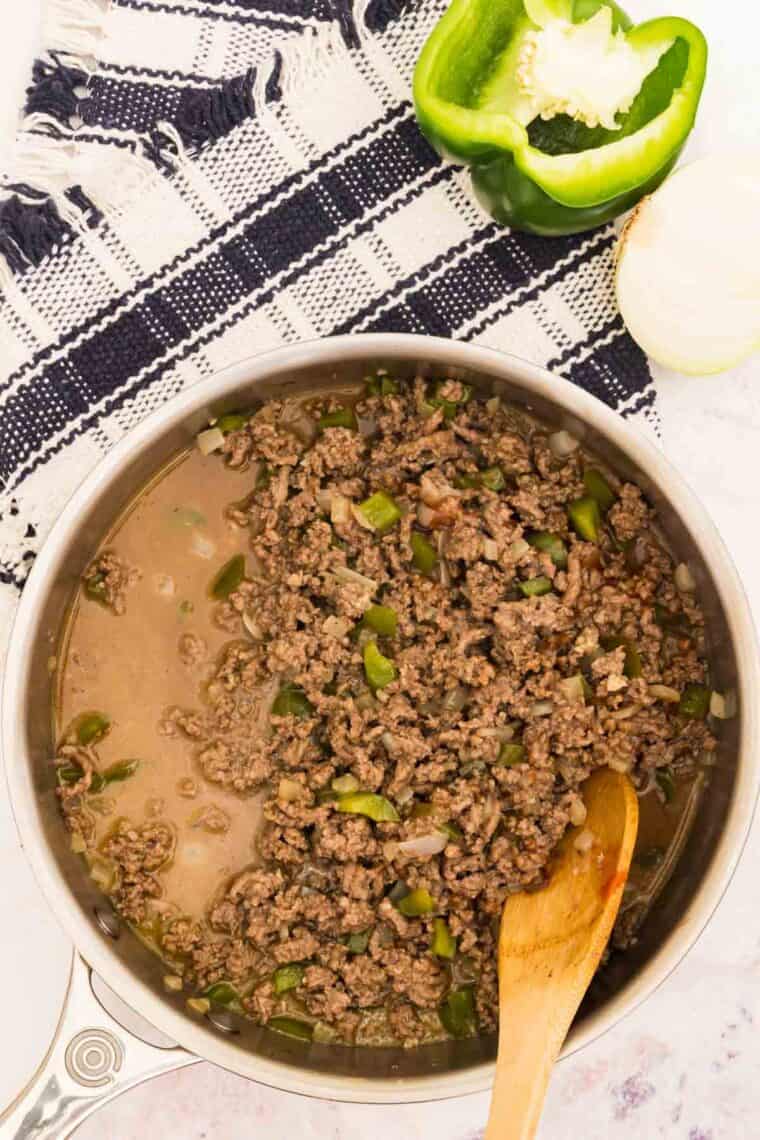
{"left": 485, "top": 768, "right": 639, "bottom": 1140}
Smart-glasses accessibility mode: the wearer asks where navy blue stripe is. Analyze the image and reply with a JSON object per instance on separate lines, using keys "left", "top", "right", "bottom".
{"left": 113, "top": 0, "right": 316, "bottom": 25}
{"left": 0, "top": 102, "right": 414, "bottom": 398}
{"left": 338, "top": 230, "right": 613, "bottom": 340}
{"left": 5, "top": 163, "right": 453, "bottom": 494}
{"left": 0, "top": 115, "right": 445, "bottom": 486}
{"left": 554, "top": 318, "right": 653, "bottom": 411}
{"left": 194, "top": 0, "right": 330, "bottom": 14}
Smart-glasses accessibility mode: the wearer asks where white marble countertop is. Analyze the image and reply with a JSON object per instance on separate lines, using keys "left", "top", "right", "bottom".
{"left": 0, "top": 3, "right": 758, "bottom": 1138}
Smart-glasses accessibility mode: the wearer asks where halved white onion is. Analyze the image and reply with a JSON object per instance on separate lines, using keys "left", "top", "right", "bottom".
{"left": 616, "top": 156, "right": 760, "bottom": 375}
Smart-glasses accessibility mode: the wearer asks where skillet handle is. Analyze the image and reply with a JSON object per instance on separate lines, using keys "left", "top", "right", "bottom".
{"left": 2, "top": 951, "right": 199, "bottom": 1139}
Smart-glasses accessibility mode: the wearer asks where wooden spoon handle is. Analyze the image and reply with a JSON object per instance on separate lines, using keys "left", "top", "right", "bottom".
{"left": 484, "top": 936, "right": 590, "bottom": 1140}
{"left": 485, "top": 770, "right": 639, "bottom": 1140}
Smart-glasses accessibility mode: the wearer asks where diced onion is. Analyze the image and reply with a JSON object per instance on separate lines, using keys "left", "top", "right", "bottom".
{"left": 396, "top": 833, "right": 449, "bottom": 858}
{"left": 442, "top": 685, "right": 469, "bottom": 712}
{"left": 607, "top": 756, "right": 632, "bottom": 773}
{"left": 483, "top": 538, "right": 499, "bottom": 562}
{"left": 153, "top": 573, "right": 175, "bottom": 598}
{"left": 396, "top": 786, "right": 414, "bottom": 806}
{"left": 315, "top": 489, "right": 333, "bottom": 511}
{"left": 710, "top": 690, "right": 736, "bottom": 720}
{"left": 272, "top": 467, "right": 290, "bottom": 507}
{"left": 648, "top": 683, "right": 681, "bottom": 703}
{"left": 331, "top": 495, "right": 352, "bottom": 526}
{"left": 163, "top": 974, "right": 184, "bottom": 993}
{"left": 510, "top": 538, "right": 530, "bottom": 560}
{"left": 278, "top": 778, "right": 303, "bottom": 802}
{"left": 486, "top": 396, "right": 501, "bottom": 415}
{"left": 381, "top": 731, "right": 398, "bottom": 755}
{"left": 558, "top": 675, "right": 585, "bottom": 704}
{"left": 332, "top": 565, "right": 377, "bottom": 593}
{"left": 532, "top": 700, "right": 554, "bottom": 717}
{"left": 190, "top": 532, "right": 216, "bottom": 560}
{"left": 420, "top": 472, "right": 460, "bottom": 507}
{"left": 332, "top": 774, "right": 359, "bottom": 795}
{"left": 417, "top": 502, "right": 438, "bottom": 528}
{"left": 258, "top": 676, "right": 281, "bottom": 733}
{"left": 243, "top": 612, "right": 263, "bottom": 640}
{"left": 549, "top": 430, "right": 580, "bottom": 458}
{"left": 187, "top": 998, "right": 211, "bottom": 1016}
{"left": 675, "top": 562, "right": 696, "bottom": 593}
{"left": 351, "top": 504, "right": 376, "bottom": 531}
{"left": 197, "top": 427, "right": 225, "bottom": 456}
{"left": 574, "top": 829, "right": 595, "bottom": 854}
{"left": 569, "top": 799, "right": 587, "bottom": 827}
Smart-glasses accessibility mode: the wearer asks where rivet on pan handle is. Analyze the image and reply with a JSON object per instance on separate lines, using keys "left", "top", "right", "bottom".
{"left": 1, "top": 951, "right": 198, "bottom": 1140}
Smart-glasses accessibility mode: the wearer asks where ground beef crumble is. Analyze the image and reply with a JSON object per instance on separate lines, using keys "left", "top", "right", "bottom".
{"left": 58, "top": 380, "right": 716, "bottom": 1048}
{"left": 82, "top": 551, "right": 139, "bottom": 615}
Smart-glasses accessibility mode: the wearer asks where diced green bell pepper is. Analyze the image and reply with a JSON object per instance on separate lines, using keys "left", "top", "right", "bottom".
{"left": 273, "top": 964, "right": 305, "bottom": 995}
{"left": 347, "top": 930, "right": 371, "bottom": 954}
{"left": 210, "top": 554, "right": 245, "bottom": 600}
{"left": 678, "top": 683, "right": 710, "bottom": 720}
{"left": 363, "top": 604, "right": 398, "bottom": 637}
{"left": 568, "top": 496, "right": 601, "bottom": 542}
{"left": 358, "top": 491, "right": 402, "bottom": 533}
{"left": 70, "top": 711, "right": 111, "bottom": 746}
{"left": 439, "top": 987, "right": 478, "bottom": 1038}
{"left": 365, "top": 376, "right": 400, "bottom": 397}
{"left": 431, "top": 918, "right": 458, "bottom": 959}
{"left": 526, "top": 531, "right": 568, "bottom": 569}
{"left": 216, "top": 412, "right": 250, "bottom": 435}
{"left": 363, "top": 641, "right": 398, "bottom": 690}
{"left": 583, "top": 469, "right": 617, "bottom": 511}
{"left": 497, "top": 742, "right": 526, "bottom": 767}
{"left": 319, "top": 407, "right": 358, "bottom": 431}
{"left": 268, "top": 1016, "right": 314, "bottom": 1041}
{"left": 272, "top": 683, "right": 314, "bottom": 719}
{"left": 411, "top": 531, "right": 439, "bottom": 575}
{"left": 337, "top": 792, "right": 400, "bottom": 823}
{"left": 83, "top": 573, "right": 108, "bottom": 605}
{"left": 203, "top": 981, "right": 240, "bottom": 1006}
{"left": 519, "top": 576, "right": 552, "bottom": 598}
{"left": 397, "top": 888, "right": 437, "bottom": 917}
{"left": 413, "top": 0, "right": 707, "bottom": 235}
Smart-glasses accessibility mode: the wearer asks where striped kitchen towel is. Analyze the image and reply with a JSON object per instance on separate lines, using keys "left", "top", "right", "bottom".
{"left": 0, "top": 0, "right": 654, "bottom": 627}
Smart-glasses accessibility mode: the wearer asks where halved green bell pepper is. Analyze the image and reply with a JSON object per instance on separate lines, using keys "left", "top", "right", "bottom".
{"left": 413, "top": 0, "right": 707, "bottom": 235}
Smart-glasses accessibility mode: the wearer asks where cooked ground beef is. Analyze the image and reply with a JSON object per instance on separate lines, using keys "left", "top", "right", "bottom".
{"left": 82, "top": 551, "right": 139, "bottom": 615}
{"left": 58, "top": 378, "right": 715, "bottom": 1048}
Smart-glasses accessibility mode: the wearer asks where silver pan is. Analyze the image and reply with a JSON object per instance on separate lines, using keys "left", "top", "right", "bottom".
{"left": 4, "top": 334, "right": 759, "bottom": 1139}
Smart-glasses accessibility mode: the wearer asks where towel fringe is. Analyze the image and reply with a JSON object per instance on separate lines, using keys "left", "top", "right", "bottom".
{"left": 0, "top": 0, "right": 403, "bottom": 289}
{"left": 42, "top": 0, "right": 111, "bottom": 58}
